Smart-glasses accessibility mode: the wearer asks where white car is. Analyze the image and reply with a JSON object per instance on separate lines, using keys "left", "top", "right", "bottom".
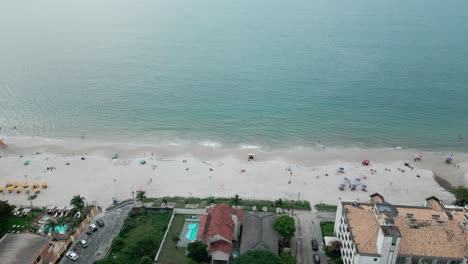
{"left": 66, "top": 251, "right": 79, "bottom": 261}
{"left": 89, "top": 223, "right": 98, "bottom": 231}
{"left": 79, "top": 239, "right": 88, "bottom": 248}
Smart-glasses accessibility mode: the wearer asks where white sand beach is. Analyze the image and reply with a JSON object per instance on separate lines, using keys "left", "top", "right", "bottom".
{"left": 0, "top": 136, "right": 467, "bottom": 209}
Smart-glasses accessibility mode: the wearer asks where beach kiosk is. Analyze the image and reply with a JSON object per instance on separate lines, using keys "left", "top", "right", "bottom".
{"left": 248, "top": 153, "right": 254, "bottom": 161}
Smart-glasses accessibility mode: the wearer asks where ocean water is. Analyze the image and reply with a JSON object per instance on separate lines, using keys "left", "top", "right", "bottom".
{"left": 1, "top": 0, "right": 468, "bottom": 151}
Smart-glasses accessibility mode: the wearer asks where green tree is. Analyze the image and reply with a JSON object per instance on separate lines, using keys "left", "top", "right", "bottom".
{"left": 231, "top": 194, "right": 241, "bottom": 207}
{"left": 162, "top": 197, "right": 168, "bottom": 207}
{"left": 136, "top": 190, "right": 146, "bottom": 207}
{"left": 111, "top": 237, "right": 126, "bottom": 252}
{"left": 187, "top": 241, "right": 208, "bottom": 263}
{"left": 450, "top": 186, "right": 468, "bottom": 206}
{"left": 236, "top": 250, "right": 279, "bottom": 264}
{"left": 273, "top": 215, "right": 296, "bottom": 242}
{"left": 171, "top": 233, "right": 181, "bottom": 248}
{"left": 70, "top": 195, "right": 85, "bottom": 216}
{"left": 0, "top": 200, "right": 14, "bottom": 218}
{"left": 279, "top": 253, "right": 296, "bottom": 264}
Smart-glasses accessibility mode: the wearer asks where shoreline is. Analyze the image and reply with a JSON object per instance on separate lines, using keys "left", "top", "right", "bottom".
{"left": 0, "top": 136, "right": 467, "bottom": 209}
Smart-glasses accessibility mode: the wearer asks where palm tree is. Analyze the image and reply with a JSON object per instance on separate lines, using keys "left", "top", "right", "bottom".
{"left": 70, "top": 195, "right": 85, "bottom": 216}
{"left": 162, "top": 197, "right": 168, "bottom": 208}
{"left": 231, "top": 194, "right": 241, "bottom": 207}
{"left": 274, "top": 198, "right": 284, "bottom": 208}
{"left": 136, "top": 190, "right": 146, "bottom": 207}
{"left": 208, "top": 196, "right": 215, "bottom": 205}
{"left": 44, "top": 219, "right": 60, "bottom": 239}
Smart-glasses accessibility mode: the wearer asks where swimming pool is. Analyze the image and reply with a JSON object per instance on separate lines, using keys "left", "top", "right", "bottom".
{"left": 42, "top": 224, "right": 69, "bottom": 234}
{"left": 185, "top": 223, "right": 199, "bottom": 241}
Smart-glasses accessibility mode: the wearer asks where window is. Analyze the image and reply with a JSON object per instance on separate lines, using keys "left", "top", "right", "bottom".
{"left": 396, "top": 256, "right": 407, "bottom": 264}
{"left": 412, "top": 257, "right": 421, "bottom": 264}
{"left": 437, "top": 260, "right": 448, "bottom": 264}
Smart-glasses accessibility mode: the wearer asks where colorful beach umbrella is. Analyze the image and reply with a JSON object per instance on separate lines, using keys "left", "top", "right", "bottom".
{"left": 32, "top": 181, "right": 38, "bottom": 186}
{"left": 24, "top": 187, "right": 30, "bottom": 193}
{"left": 34, "top": 188, "right": 40, "bottom": 193}
{"left": 7, "top": 186, "right": 13, "bottom": 192}
{"left": 23, "top": 181, "right": 28, "bottom": 187}
{"left": 15, "top": 186, "right": 22, "bottom": 192}
{"left": 415, "top": 154, "right": 423, "bottom": 158}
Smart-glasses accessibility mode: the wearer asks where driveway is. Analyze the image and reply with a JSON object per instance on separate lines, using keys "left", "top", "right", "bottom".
{"left": 60, "top": 204, "right": 133, "bottom": 264}
{"left": 292, "top": 210, "right": 336, "bottom": 264}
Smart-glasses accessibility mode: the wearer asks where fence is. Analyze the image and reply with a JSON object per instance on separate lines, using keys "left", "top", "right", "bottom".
{"left": 153, "top": 210, "right": 176, "bottom": 263}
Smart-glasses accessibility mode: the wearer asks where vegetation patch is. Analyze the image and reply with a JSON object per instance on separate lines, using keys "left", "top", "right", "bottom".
{"left": 95, "top": 210, "right": 172, "bottom": 264}
{"left": 149, "top": 195, "right": 311, "bottom": 211}
{"left": 158, "top": 214, "right": 192, "bottom": 264}
{"left": 314, "top": 203, "right": 337, "bottom": 212}
{"left": 320, "top": 222, "right": 335, "bottom": 239}
{"left": 450, "top": 186, "right": 468, "bottom": 206}
{"left": 0, "top": 201, "right": 40, "bottom": 238}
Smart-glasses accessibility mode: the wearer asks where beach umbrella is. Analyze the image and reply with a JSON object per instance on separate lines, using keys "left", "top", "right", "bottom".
{"left": 15, "top": 186, "right": 22, "bottom": 192}
{"left": 351, "top": 184, "right": 358, "bottom": 188}
{"left": 23, "top": 181, "right": 28, "bottom": 187}
{"left": 355, "top": 178, "right": 361, "bottom": 182}
{"left": 0, "top": 185, "right": 3, "bottom": 190}
{"left": 24, "top": 187, "right": 30, "bottom": 193}
{"left": 362, "top": 184, "right": 367, "bottom": 188}
{"left": 6, "top": 180, "right": 11, "bottom": 185}
{"left": 339, "top": 167, "right": 345, "bottom": 171}
{"left": 344, "top": 177, "right": 349, "bottom": 181}
{"left": 42, "top": 181, "right": 48, "bottom": 186}
{"left": 340, "top": 183, "right": 346, "bottom": 188}
{"left": 7, "top": 186, "right": 14, "bottom": 192}
{"left": 32, "top": 181, "right": 38, "bottom": 186}
{"left": 415, "top": 154, "right": 423, "bottom": 158}
{"left": 34, "top": 188, "right": 40, "bottom": 193}
{"left": 14, "top": 180, "right": 19, "bottom": 186}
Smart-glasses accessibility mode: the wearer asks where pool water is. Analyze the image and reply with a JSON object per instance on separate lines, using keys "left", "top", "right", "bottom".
{"left": 185, "top": 223, "right": 199, "bottom": 241}
{"left": 42, "top": 224, "right": 69, "bottom": 234}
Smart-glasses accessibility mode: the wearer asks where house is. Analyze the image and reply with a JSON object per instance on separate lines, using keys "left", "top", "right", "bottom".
{"left": 334, "top": 193, "right": 468, "bottom": 264}
{"left": 197, "top": 203, "right": 243, "bottom": 264}
{"left": 0, "top": 233, "right": 54, "bottom": 264}
{"left": 240, "top": 211, "right": 278, "bottom": 256}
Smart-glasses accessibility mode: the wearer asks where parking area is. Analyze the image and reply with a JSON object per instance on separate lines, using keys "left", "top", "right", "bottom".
{"left": 60, "top": 204, "right": 133, "bottom": 264}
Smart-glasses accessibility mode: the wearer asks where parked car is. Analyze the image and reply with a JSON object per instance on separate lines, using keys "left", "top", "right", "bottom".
{"left": 311, "top": 239, "right": 319, "bottom": 251}
{"left": 79, "top": 239, "right": 88, "bottom": 248}
{"left": 89, "top": 223, "right": 98, "bottom": 231}
{"left": 313, "top": 254, "right": 320, "bottom": 264}
{"left": 66, "top": 251, "right": 79, "bottom": 261}
{"left": 96, "top": 219, "right": 105, "bottom": 227}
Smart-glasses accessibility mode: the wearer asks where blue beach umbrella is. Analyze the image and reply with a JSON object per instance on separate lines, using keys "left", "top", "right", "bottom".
{"left": 362, "top": 184, "right": 368, "bottom": 188}
{"left": 355, "top": 178, "right": 361, "bottom": 182}
{"left": 344, "top": 177, "right": 349, "bottom": 181}
{"left": 340, "top": 184, "right": 346, "bottom": 188}
{"left": 351, "top": 184, "right": 358, "bottom": 188}
{"left": 339, "top": 167, "right": 345, "bottom": 171}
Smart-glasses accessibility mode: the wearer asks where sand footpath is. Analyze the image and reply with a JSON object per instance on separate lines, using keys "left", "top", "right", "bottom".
{"left": 0, "top": 136, "right": 466, "bottom": 208}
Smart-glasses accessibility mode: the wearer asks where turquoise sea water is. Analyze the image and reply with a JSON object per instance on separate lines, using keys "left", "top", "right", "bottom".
{"left": 1, "top": 0, "right": 468, "bottom": 150}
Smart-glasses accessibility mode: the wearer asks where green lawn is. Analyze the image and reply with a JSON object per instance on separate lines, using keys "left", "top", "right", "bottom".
{"left": 314, "top": 203, "right": 337, "bottom": 212}
{"left": 320, "top": 222, "right": 335, "bottom": 239}
{"left": 0, "top": 210, "right": 41, "bottom": 238}
{"left": 158, "top": 214, "right": 191, "bottom": 264}
{"left": 95, "top": 210, "right": 172, "bottom": 264}
{"left": 149, "top": 196, "right": 311, "bottom": 212}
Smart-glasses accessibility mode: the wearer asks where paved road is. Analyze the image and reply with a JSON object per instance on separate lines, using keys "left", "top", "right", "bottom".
{"left": 60, "top": 204, "right": 133, "bottom": 264}
{"left": 292, "top": 211, "right": 336, "bottom": 264}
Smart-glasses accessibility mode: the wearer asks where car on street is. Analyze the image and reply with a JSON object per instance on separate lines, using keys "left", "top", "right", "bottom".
{"left": 66, "top": 251, "right": 79, "bottom": 261}
{"left": 79, "top": 239, "right": 88, "bottom": 248}
{"left": 96, "top": 219, "right": 105, "bottom": 227}
{"left": 313, "top": 254, "right": 320, "bottom": 264}
{"left": 311, "top": 239, "right": 319, "bottom": 251}
{"left": 89, "top": 223, "right": 98, "bottom": 231}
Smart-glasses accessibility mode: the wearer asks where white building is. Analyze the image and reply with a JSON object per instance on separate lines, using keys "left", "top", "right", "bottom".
{"left": 334, "top": 193, "right": 468, "bottom": 264}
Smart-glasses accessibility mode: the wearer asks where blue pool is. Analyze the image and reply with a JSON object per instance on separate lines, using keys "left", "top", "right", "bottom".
{"left": 185, "top": 223, "right": 199, "bottom": 241}
{"left": 43, "top": 224, "right": 69, "bottom": 234}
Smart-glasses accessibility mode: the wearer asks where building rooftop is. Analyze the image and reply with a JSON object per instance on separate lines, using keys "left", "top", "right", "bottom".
{"left": 240, "top": 212, "right": 278, "bottom": 256}
{"left": 0, "top": 233, "right": 50, "bottom": 264}
{"left": 343, "top": 198, "right": 468, "bottom": 258}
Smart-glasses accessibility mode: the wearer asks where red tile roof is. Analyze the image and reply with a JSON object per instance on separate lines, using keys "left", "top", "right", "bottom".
{"left": 209, "top": 240, "right": 232, "bottom": 255}
{"left": 197, "top": 203, "right": 243, "bottom": 244}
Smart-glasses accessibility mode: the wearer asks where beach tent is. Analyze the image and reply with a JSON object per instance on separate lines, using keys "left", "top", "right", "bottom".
{"left": 362, "top": 160, "right": 370, "bottom": 166}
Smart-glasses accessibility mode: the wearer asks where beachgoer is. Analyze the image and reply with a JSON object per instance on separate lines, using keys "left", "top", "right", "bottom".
{"left": 288, "top": 180, "right": 291, "bottom": 184}
{"left": 150, "top": 178, "right": 152, "bottom": 183}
